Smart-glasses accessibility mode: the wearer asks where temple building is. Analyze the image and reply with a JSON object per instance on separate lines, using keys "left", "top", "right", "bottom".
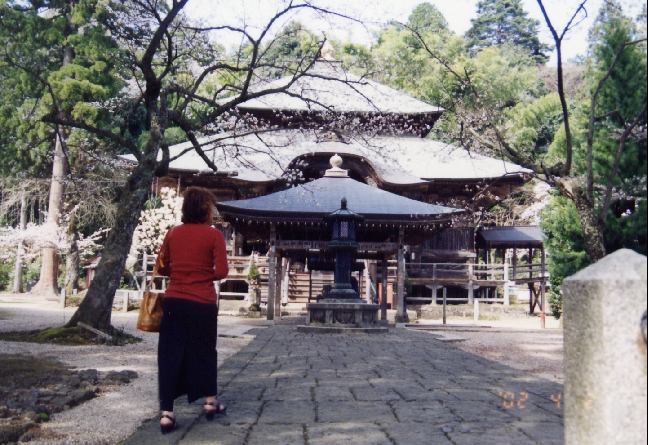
{"left": 125, "top": 53, "right": 547, "bottom": 318}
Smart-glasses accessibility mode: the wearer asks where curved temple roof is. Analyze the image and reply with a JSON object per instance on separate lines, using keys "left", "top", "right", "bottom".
{"left": 217, "top": 159, "right": 462, "bottom": 224}
{"left": 238, "top": 59, "right": 444, "bottom": 116}
{"left": 120, "top": 130, "right": 530, "bottom": 186}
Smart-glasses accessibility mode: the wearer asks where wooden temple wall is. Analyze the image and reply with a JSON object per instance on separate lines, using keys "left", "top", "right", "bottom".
{"left": 220, "top": 253, "right": 392, "bottom": 305}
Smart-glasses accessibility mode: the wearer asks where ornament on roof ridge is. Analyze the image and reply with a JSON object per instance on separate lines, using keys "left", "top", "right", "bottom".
{"left": 324, "top": 153, "right": 348, "bottom": 177}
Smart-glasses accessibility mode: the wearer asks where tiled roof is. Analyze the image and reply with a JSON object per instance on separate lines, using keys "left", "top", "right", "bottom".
{"left": 237, "top": 60, "right": 443, "bottom": 115}
{"left": 120, "top": 130, "right": 530, "bottom": 184}
{"left": 217, "top": 175, "right": 460, "bottom": 221}
{"left": 477, "top": 226, "right": 546, "bottom": 247}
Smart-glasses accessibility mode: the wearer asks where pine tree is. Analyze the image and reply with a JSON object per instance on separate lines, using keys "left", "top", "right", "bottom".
{"left": 541, "top": 0, "right": 647, "bottom": 317}
{"left": 466, "top": 0, "right": 549, "bottom": 63}
{"left": 0, "top": 1, "right": 122, "bottom": 297}
{"left": 407, "top": 2, "right": 448, "bottom": 33}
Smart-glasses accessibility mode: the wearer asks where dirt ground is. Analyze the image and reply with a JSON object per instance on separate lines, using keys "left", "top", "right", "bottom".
{"left": 411, "top": 317, "right": 564, "bottom": 384}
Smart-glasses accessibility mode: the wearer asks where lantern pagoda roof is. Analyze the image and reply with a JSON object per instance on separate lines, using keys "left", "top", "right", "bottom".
{"left": 216, "top": 155, "right": 462, "bottom": 225}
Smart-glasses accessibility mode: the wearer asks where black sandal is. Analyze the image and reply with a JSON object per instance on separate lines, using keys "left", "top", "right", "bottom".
{"left": 160, "top": 413, "right": 176, "bottom": 434}
{"left": 203, "top": 400, "right": 227, "bottom": 420}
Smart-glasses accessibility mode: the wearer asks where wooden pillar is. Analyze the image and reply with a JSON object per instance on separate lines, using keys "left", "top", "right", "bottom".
{"left": 512, "top": 248, "right": 518, "bottom": 281}
{"left": 442, "top": 287, "right": 447, "bottom": 325}
{"left": 485, "top": 247, "right": 491, "bottom": 299}
{"left": 380, "top": 257, "right": 388, "bottom": 321}
{"left": 364, "top": 260, "right": 371, "bottom": 303}
{"left": 275, "top": 251, "right": 283, "bottom": 318}
{"left": 528, "top": 248, "right": 533, "bottom": 314}
{"left": 396, "top": 228, "right": 407, "bottom": 323}
{"left": 267, "top": 225, "right": 277, "bottom": 321}
{"left": 503, "top": 251, "right": 510, "bottom": 306}
{"left": 467, "top": 261, "right": 474, "bottom": 304}
{"left": 281, "top": 257, "right": 290, "bottom": 305}
{"left": 432, "top": 262, "right": 438, "bottom": 305}
{"left": 540, "top": 247, "right": 546, "bottom": 329}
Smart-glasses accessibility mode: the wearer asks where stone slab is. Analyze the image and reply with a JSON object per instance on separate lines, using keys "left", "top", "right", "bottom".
{"left": 383, "top": 422, "right": 455, "bottom": 445}
{"left": 258, "top": 400, "right": 316, "bottom": 424}
{"left": 122, "top": 324, "right": 564, "bottom": 444}
{"left": 316, "top": 401, "right": 396, "bottom": 424}
{"left": 247, "top": 424, "right": 306, "bottom": 445}
{"left": 562, "top": 249, "right": 647, "bottom": 445}
{"left": 297, "top": 325, "right": 388, "bottom": 334}
{"left": 307, "top": 422, "right": 392, "bottom": 445}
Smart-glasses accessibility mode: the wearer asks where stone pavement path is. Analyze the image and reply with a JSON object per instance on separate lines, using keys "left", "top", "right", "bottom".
{"left": 124, "top": 326, "right": 563, "bottom": 445}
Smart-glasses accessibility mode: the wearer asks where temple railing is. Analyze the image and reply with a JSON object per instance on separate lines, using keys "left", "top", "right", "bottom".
{"left": 406, "top": 262, "right": 548, "bottom": 284}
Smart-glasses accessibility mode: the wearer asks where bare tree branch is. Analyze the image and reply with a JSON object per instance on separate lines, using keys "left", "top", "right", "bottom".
{"left": 536, "top": 0, "right": 590, "bottom": 176}
{"left": 598, "top": 102, "right": 647, "bottom": 222}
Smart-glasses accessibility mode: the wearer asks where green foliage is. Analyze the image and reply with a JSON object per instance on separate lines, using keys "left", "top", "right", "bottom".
{"left": 0, "top": 0, "right": 124, "bottom": 177}
{"left": 247, "top": 260, "right": 260, "bottom": 284}
{"left": 582, "top": 1, "right": 647, "bottom": 202}
{"left": 338, "top": 42, "right": 375, "bottom": 73}
{"left": 260, "top": 21, "right": 322, "bottom": 79}
{"left": 605, "top": 199, "right": 647, "bottom": 255}
{"left": 548, "top": 290, "right": 562, "bottom": 320}
{"left": 0, "top": 259, "right": 13, "bottom": 291}
{"left": 373, "top": 21, "right": 465, "bottom": 107}
{"left": 541, "top": 195, "right": 591, "bottom": 318}
{"left": 506, "top": 93, "right": 563, "bottom": 162}
{"left": 24, "top": 260, "right": 41, "bottom": 292}
{"left": 459, "top": 45, "right": 542, "bottom": 109}
{"left": 144, "top": 195, "right": 163, "bottom": 210}
{"left": 407, "top": 2, "right": 448, "bottom": 32}
{"left": 541, "top": 1, "right": 646, "bottom": 317}
{"left": 465, "top": 0, "right": 549, "bottom": 63}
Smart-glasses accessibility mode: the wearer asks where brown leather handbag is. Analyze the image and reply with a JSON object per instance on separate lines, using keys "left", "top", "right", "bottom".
{"left": 136, "top": 269, "right": 164, "bottom": 332}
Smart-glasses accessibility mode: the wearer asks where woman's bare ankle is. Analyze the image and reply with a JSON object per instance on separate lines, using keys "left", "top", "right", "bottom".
{"left": 160, "top": 411, "right": 175, "bottom": 422}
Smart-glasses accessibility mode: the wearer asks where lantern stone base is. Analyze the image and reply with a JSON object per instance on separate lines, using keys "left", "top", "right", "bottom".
{"left": 300, "top": 301, "right": 387, "bottom": 333}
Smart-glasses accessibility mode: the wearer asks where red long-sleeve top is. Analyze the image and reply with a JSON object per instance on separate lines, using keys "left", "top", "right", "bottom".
{"left": 155, "top": 224, "right": 229, "bottom": 305}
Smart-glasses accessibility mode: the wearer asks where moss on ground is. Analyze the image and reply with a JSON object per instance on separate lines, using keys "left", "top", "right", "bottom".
{"left": 0, "top": 325, "right": 141, "bottom": 346}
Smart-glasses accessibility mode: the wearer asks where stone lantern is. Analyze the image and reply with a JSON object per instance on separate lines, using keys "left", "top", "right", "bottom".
{"left": 325, "top": 197, "right": 363, "bottom": 300}
{"left": 304, "top": 192, "right": 385, "bottom": 332}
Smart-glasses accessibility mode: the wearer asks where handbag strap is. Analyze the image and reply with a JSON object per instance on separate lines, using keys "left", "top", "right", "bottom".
{"left": 146, "top": 263, "right": 159, "bottom": 291}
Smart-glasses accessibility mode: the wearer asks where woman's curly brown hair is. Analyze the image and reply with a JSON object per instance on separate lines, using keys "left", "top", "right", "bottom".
{"left": 181, "top": 187, "right": 216, "bottom": 224}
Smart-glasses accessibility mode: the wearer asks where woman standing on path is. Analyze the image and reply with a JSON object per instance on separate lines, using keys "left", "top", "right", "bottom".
{"left": 154, "top": 187, "right": 229, "bottom": 434}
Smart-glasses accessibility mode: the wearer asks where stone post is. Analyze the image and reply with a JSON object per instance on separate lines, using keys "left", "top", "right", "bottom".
{"left": 562, "top": 249, "right": 647, "bottom": 445}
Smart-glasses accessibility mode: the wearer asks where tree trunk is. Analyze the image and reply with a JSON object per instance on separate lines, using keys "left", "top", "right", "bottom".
{"left": 31, "top": 132, "right": 67, "bottom": 297}
{"left": 66, "top": 164, "right": 156, "bottom": 331}
{"left": 65, "top": 229, "right": 80, "bottom": 296}
{"left": 12, "top": 190, "right": 28, "bottom": 293}
{"left": 572, "top": 187, "right": 607, "bottom": 262}
{"left": 32, "top": 37, "right": 73, "bottom": 298}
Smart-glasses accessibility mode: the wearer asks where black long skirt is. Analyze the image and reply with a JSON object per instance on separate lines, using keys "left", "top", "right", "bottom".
{"left": 158, "top": 297, "right": 218, "bottom": 411}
